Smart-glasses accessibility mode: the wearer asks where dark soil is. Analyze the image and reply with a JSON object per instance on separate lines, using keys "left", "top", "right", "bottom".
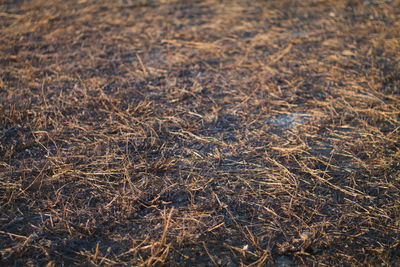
{"left": 1, "top": 0, "right": 400, "bottom": 266}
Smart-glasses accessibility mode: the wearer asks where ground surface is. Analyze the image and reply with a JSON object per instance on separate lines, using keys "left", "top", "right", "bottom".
{"left": 1, "top": 0, "right": 400, "bottom": 266}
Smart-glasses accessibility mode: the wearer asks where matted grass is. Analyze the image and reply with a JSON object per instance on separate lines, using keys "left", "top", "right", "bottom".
{"left": 1, "top": 0, "right": 399, "bottom": 266}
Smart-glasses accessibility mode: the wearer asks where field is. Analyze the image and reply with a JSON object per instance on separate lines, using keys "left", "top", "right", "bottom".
{"left": 1, "top": 0, "right": 400, "bottom": 266}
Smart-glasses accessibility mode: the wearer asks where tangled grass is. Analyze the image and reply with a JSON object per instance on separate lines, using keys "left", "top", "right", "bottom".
{"left": 1, "top": 0, "right": 399, "bottom": 265}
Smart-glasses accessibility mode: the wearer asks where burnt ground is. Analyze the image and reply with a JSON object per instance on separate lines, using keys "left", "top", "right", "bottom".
{"left": 0, "top": 0, "right": 400, "bottom": 266}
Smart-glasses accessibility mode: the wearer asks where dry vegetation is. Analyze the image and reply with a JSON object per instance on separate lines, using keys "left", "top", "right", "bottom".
{"left": 1, "top": 0, "right": 400, "bottom": 266}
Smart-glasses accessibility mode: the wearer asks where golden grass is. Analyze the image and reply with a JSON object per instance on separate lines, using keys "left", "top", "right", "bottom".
{"left": 1, "top": 0, "right": 399, "bottom": 265}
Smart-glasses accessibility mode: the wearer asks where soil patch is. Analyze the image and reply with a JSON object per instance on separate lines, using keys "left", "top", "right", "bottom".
{"left": 1, "top": 0, "right": 400, "bottom": 266}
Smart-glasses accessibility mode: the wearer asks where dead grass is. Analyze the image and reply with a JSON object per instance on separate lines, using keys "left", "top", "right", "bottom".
{"left": 1, "top": 0, "right": 400, "bottom": 266}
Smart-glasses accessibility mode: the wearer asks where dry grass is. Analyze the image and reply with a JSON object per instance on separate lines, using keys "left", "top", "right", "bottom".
{"left": 1, "top": 0, "right": 400, "bottom": 266}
